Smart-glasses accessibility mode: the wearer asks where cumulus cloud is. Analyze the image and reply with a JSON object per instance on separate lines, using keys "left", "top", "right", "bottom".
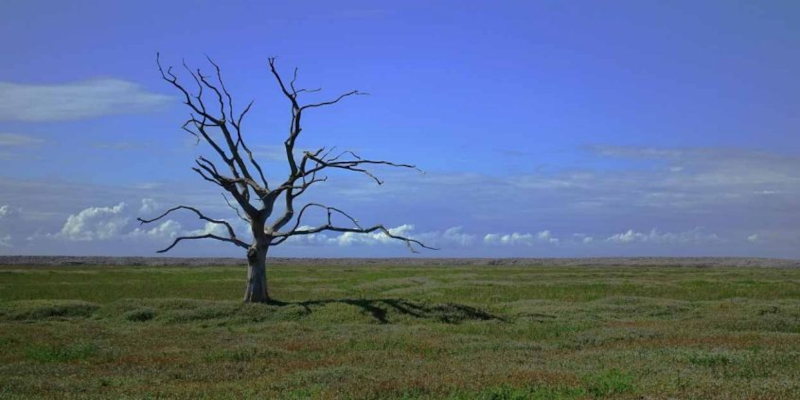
{"left": 606, "top": 228, "right": 720, "bottom": 244}
{"left": 0, "top": 79, "right": 171, "bottom": 122}
{"left": 284, "top": 225, "right": 331, "bottom": 246}
{"left": 537, "top": 230, "right": 559, "bottom": 244}
{"left": 186, "top": 221, "right": 234, "bottom": 237}
{"left": 0, "top": 205, "right": 21, "bottom": 219}
{"left": 485, "top": 232, "right": 529, "bottom": 245}
{"left": 382, "top": 225, "right": 477, "bottom": 249}
{"left": 139, "top": 198, "right": 160, "bottom": 215}
{"left": 55, "top": 202, "right": 130, "bottom": 241}
{"left": 128, "top": 219, "right": 182, "bottom": 240}
{"left": 332, "top": 224, "right": 415, "bottom": 247}
{"left": 572, "top": 233, "right": 594, "bottom": 244}
{"left": 40, "top": 197, "right": 253, "bottom": 250}
{"left": 440, "top": 226, "right": 476, "bottom": 246}
{"left": 282, "top": 224, "right": 475, "bottom": 249}
{"left": 0, "top": 205, "right": 22, "bottom": 248}
{"left": 484, "top": 230, "right": 560, "bottom": 246}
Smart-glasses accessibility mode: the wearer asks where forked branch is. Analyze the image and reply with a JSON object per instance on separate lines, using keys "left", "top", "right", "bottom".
{"left": 300, "top": 150, "right": 422, "bottom": 185}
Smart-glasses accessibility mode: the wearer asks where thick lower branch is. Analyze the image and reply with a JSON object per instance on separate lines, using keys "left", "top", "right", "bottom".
{"left": 138, "top": 205, "right": 252, "bottom": 252}
{"left": 272, "top": 223, "right": 436, "bottom": 253}
{"left": 156, "top": 233, "right": 250, "bottom": 253}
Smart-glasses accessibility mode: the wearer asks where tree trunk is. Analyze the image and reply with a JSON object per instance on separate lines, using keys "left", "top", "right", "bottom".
{"left": 243, "top": 245, "right": 269, "bottom": 303}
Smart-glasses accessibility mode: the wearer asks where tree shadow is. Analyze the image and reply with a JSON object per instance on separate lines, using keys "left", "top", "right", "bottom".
{"left": 267, "top": 298, "right": 505, "bottom": 324}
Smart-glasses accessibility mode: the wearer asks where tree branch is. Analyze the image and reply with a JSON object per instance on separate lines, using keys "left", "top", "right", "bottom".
{"left": 273, "top": 223, "right": 436, "bottom": 253}
{"left": 222, "top": 193, "right": 249, "bottom": 223}
{"left": 155, "top": 233, "right": 249, "bottom": 253}
{"left": 301, "top": 90, "right": 366, "bottom": 110}
{"left": 300, "top": 151, "right": 422, "bottom": 185}
{"left": 137, "top": 205, "right": 250, "bottom": 250}
{"left": 271, "top": 203, "right": 436, "bottom": 252}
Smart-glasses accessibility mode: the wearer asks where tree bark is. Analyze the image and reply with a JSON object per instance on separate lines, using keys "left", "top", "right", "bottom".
{"left": 243, "top": 245, "right": 269, "bottom": 303}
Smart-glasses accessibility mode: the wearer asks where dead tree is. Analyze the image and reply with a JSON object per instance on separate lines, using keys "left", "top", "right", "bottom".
{"left": 140, "top": 54, "right": 433, "bottom": 303}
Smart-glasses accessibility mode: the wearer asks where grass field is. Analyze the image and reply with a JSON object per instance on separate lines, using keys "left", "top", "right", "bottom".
{"left": 1, "top": 262, "right": 799, "bottom": 399}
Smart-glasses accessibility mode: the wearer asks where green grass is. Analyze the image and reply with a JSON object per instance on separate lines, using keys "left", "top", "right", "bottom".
{"left": 1, "top": 263, "right": 799, "bottom": 399}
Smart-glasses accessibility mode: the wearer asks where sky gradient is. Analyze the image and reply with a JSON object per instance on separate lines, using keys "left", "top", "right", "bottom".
{"left": 1, "top": 0, "right": 798, "bottom": 258}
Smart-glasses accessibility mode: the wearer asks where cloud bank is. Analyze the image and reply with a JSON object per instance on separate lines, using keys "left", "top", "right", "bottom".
{"left": 0, "top": 145, "right": 796, "bottom": 257}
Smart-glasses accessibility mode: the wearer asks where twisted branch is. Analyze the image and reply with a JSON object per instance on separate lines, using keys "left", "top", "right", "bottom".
{"left": 156, "top": 234, "right": 249, "bottom": 253}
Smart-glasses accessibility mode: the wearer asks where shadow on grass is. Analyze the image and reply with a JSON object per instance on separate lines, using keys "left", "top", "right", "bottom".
{"left": 0, "top": 298, "right": 504, "bottom": 325}
{"left": 268, "top": 298, "right": 505, "bottom": 324}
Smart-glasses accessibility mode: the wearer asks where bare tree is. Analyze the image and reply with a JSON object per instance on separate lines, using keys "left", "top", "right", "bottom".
{"left": 139, "top": 54, "right": 433, "bottom": 303}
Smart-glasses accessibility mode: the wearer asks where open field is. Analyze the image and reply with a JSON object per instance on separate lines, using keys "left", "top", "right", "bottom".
{"left": 1, "top": 258, "right": 799, "bottom": 399}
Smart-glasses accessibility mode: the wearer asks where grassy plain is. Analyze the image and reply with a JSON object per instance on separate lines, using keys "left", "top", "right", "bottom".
{"left": 1, "top": 261, "right": 799, "bottom": 399}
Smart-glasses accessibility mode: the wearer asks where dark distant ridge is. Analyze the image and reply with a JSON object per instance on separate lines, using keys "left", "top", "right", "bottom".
{"left": 0, "top": 256, "right": 797, "bottom": 268}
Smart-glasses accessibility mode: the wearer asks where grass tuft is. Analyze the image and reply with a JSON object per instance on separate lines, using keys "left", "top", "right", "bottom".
{"left": 124, "top": 308, "right": 155, "bottom": 322}
{"left": 25, "top": 343, "right": 99, "bottom": 363}
{"left": 0, "top": 300, "right": 99, "bottom": 321}
{"left": 584, "top": 369, "right": 635, "bottom": 397}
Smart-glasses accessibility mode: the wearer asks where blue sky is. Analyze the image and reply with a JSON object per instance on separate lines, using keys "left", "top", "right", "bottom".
{"left": 1, "top": 0, "right": 798, "bottom": 258}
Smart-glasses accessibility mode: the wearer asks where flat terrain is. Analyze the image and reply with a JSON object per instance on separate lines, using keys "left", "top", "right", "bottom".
{"left": 1, "top": 258, "right": 799, "bottom": 399}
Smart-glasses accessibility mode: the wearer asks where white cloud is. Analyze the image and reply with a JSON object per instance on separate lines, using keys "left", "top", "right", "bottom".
{"left": 484, "top": 230, "right": 560, "bottom": 246}
{"left": 747, "top": 234, "right": 760, "bottom": 243}
{"left": 139, "top": 198, "right": 160, "bottom": 215}
{"left": 484, "top": 232, "right": 531, "bottom": 245}
{"left": 0, "top": 205, "right": 22, "bottom": 248}
{"left": 186, "top": 221, "right": 231, "bottom": 237}
{"left": 607, "top": 230, "right": 642, "bottom": 243}
{"left": 572, "top": 233, "right": 594, "bottom": 244}
{"left": 281, "top": 224, "right": 474, "bottom": 249}
{"left": 55, "top": 202, "right": 130, "bottom": 241}
{"left": 537, "top": 230, "right": 559, "bottom": 244}
{"left": 606, "top": 228, "right": 720, "bottom": 244}
{"left": 408, "top": 226, "right": 476, "bottom": 248}
{"left": 41, "top": 197, "right": 252, "bottom": 249}
{"left": 128, "top": 219, "right": 182, "bottom": 240}
{"left": 0, "top": 205, "right": 21, "bottom": 219}
{"left": 0, "top": 133, "right": 44, "bottom": 146}
{"left": 441, "top": 226, "right": 476, "bottom": 246}
{"left": 0, "top": 79, "right": 171, "bottom": 122}
{"left": 332, "top": 224, "right": 415, "bottom": 247}
{"left": 285, "top": 225, "right": 330, "bottom": 246}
